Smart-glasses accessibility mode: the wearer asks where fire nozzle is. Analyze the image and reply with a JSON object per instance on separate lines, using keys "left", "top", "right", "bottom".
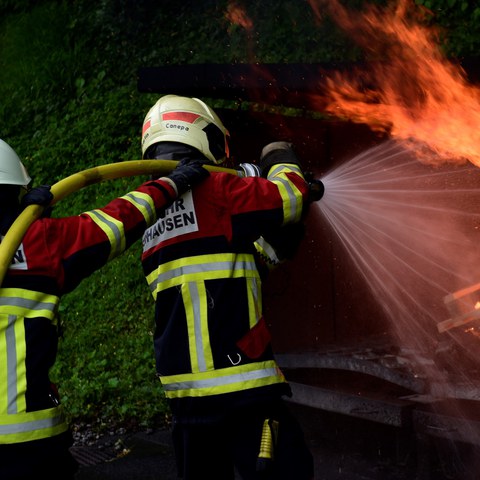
{"left": 305, "top": 172, "right": 325, "bottom": 202}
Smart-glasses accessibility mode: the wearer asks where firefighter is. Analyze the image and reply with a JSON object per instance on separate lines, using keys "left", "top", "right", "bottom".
{"left": 0, "top": 138, "right": 209, "bottom": 480}
{"left": 141, "top": 95, "right": 314, "bottom": 480}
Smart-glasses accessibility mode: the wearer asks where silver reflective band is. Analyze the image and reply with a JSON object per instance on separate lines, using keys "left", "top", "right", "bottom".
{"left": 162, "top": 366, "right": 279, "bottom": 391}
{"left": 239, "top": 163, "right": 261, "bottom": 177}
{"left": 0, "top": 411, "right": 65, "bottom": 435}
{"left": 149, "top": 256, "right": 258, "bottom": 293}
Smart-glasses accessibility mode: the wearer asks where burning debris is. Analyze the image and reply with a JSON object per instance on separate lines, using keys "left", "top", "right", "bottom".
{"left": 438, "top": 283, "right": 480, "bottom": 333}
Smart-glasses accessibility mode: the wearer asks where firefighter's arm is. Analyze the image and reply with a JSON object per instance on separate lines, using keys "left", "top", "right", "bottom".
{"left": 254, "top": 142, "right": 309, "bottom": 269}
{"left": 258, "top": 141, "right": 303, "bottom": 177}
{"left": 254, "top": 223, "right": 306, "bottom": 270}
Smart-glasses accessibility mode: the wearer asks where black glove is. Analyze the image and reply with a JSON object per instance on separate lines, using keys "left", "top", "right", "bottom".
{"left": 260, "top": 223, "right": 306, "bottom": 263}
{"left": 258, "top": 141, "right": 302, "bottom": 178}
{"left": 166, "top": 158, "right": 209, "bottom": 196}
{"left": 21, "top": 185, "right": 53, "bottom": 208}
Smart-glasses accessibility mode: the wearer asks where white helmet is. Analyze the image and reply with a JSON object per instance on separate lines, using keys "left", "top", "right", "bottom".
{"left": 0, "top": 139, "right": 31, "bottom": 186}
{"left": 141, "top": 95, "right": 230, "bottom": 164}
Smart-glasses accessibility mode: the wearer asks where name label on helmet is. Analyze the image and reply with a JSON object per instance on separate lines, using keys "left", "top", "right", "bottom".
{"left": 165, "top": 122, "right": 190, "bottom": 132}
{"left": 142, "top": 190, "right": 198, "bottom": 250}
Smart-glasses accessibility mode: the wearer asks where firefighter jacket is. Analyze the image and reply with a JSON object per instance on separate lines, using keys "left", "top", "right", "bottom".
{"left": 141, "top": 163, "right": 309, "bottom": 419}
{"left": 0, "top": 177, "right": 178, "bottom": 445}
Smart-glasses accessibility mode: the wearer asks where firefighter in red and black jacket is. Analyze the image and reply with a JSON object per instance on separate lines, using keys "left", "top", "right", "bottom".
{"left": 0, "top": 138, "right": 209, "bottom": 480}
{"left": 141, "top": 95, "right": 314, "bottom": 480}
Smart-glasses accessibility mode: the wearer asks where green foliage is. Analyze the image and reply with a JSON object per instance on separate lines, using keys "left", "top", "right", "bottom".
{"left": 414, "top": 0, "right": 480, "bottom": 56}
{"left": 0, "top": 2, "right": 85, "bottom": 136}
{"left": 0, "top": 0, "right": 478, "bottom": 432}
{"left": 53, "top": 244, "right": 168, "bottom": 427}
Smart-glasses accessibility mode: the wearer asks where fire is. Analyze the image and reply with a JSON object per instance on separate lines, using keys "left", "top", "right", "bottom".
{"left": 225, "top": 1, "right": 253, "bottom": 31}
{"left": 475, "top": 302, "right": 480, "bottom": 310}
{"left": 306, "top": 0, "right": 480, "bottom": 167}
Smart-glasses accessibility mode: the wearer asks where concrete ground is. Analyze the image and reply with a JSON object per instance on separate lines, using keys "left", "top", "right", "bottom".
{"left": 73, "top": 403, "right": 423, "bottom": 480}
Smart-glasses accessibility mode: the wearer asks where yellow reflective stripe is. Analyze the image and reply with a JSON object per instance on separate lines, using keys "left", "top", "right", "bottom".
{"left": 12, "top": 316, "right": 26, "bottom": 414}
{"left": 160, "top": 361, "right": 285, "bottom": 398}
{"left": 0, "top": 288, "right": 58, "bottom": 320}
{"left": 267, "top": 164, "right": 305, "bottom": 224}
{"left": 0, "top": 290, "right": 59, "bottom": 418}
{"left": 182, "top": 282, "right": 213, "bottom": 373}
{"left": 254, "top": 237, "right": 281, "bottom": 270}
{"left": 0, "top": 321, "right": 6, "bottom": 414}
{"left": 146, "top": 253, "right": 259, "bottom": 295}
{"left": 0, "top": 406, "right": 68, "bottom": 444}
{"left": 246, "top": 277, "right": 261, "bottom": 328}
{"left": 0, "top": 315, "right": 24, "bottom": 415}
{"left": 84, "top": 209, "right": 126, "bottom": 260}
{"left": 122, "top": 191, "right": 156, "bottom": 225}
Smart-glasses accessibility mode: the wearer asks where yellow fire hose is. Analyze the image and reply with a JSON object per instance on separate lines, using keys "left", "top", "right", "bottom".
{"left": 0, "top": 159, "right": 239, "bottom": 286}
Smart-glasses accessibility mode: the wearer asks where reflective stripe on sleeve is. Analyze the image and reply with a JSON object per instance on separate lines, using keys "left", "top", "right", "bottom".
{"left": 267, "top": 164, "right": 305, "bottom": 224}
{"left": 84, "top": 210, "right": 126, "bottom": 260}
{"left": 122, "top": 191, "right": 156, "bottom": 225}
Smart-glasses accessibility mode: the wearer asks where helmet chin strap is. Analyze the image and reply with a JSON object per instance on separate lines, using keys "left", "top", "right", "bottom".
{"left": 146, "top": 142, "right": 211, "bottom": 163}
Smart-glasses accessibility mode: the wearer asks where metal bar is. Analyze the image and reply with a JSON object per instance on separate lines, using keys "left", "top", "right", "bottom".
{"left": 287, "top": 382, "right": 414, "bottom": 427}
{"left": 276, "top": 353, "right": 426, "bottom": 393}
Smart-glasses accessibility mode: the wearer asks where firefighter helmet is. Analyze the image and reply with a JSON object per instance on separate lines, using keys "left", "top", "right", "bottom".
{"left": 141, "top": 95, "right": 229, "bottom": 164}
{"left": 0, "top": 139, "right": 31, "bottom": 186}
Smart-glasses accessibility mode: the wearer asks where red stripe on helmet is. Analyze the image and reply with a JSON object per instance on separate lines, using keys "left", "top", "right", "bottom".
{"left": 162, "top": 112, "right": 201, "bottom": 123}
{"left": 142, "top": 120, "right": 151, "bottom": 135}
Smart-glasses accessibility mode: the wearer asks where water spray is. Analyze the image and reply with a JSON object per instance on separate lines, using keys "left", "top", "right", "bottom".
{"left": 0, "top": 160, "right": 324, "bottom": 286}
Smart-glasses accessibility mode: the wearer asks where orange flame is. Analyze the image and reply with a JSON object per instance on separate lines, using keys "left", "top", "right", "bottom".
{"left": 226, "top": 1, "right": 253, "bottom": 31}
{"left": 307, "top": 0, "right": 480, "bottom": 167}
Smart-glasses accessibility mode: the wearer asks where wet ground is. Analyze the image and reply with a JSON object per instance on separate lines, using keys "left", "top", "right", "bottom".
{"left": 72, "top": 403, "right": 423, "bottom": 480}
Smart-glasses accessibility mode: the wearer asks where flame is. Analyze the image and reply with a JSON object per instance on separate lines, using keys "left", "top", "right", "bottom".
{"left": 475, "top": 301, "right": 480, "bottom": 310}
{"left": 306, "top": 0, "right": 480, "bottom": 167}
{"left": 226, "top": 1, "right": 253, "bottom": 31}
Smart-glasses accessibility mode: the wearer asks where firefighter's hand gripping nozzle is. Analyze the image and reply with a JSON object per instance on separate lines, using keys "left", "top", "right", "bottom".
{"left": 304, "top": 172, "right": 325, "bottom": 203}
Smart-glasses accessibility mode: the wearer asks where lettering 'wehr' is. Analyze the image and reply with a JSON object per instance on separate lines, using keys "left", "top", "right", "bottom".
{"left": 143, "top": 211, "right": 196, "bottom": 244}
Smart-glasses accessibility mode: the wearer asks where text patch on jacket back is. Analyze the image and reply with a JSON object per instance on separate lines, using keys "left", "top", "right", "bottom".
{"left": 143, "top": 191, "right": 199, "bottom": 249}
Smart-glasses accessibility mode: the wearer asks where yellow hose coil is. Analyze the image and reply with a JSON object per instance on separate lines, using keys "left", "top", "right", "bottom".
{"left": 0, "top": 159, "right": 238, "bottom": 285}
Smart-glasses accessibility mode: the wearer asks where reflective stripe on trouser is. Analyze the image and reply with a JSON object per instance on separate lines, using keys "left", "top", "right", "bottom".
{"left": 160, "top": 360, "right": 286, "bottom": 398}
{"left": 0, "top": 406, "right": 68, "bottom": 444}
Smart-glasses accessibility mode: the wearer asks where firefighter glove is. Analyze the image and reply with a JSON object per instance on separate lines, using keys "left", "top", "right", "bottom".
{"left": 261, "top": 223, "right": 306, "bottom": 263}
{"left": 21, "top": 185, "right": 53, "bottom": 208}
{"left": 167, "top": 158, "right": 209, "bottom": 196}
{"left": 259, "top": 141, "right": 302, "bottom": 178}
